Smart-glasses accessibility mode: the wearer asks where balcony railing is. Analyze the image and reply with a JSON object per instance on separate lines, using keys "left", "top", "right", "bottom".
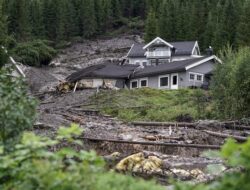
{"left": 146, "top": 51, "right": 171, "bottom": 57}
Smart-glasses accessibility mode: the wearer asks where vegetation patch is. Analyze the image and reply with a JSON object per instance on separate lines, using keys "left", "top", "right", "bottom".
{"left": 12, "top": 40, "right": 56, "bottom": 67}
{"left": 88, "top": 88, "right": 212, "bottom": 122}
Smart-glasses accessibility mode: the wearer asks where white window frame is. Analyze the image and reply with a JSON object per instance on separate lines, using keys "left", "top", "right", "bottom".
{"left": 171, "top": 73, "right": 179, "bottom": 87}
{"left": 189, "top": 72, "right": 204, "bottom": 82}
{"left": 139, "top": 78, "right": 148, "bottom": 88}
{"left": 158, "top": 74, "right": 170, "bottom": 89}
{"left": 130, "top": 79, "right": 138, "bottom": 89}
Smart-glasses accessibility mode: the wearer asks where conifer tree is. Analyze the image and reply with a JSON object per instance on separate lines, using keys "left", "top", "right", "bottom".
{"left": 28, "top": 0, "right": 44, "bottom": 39}
{"left": 144, "top": 9, "right": 157, "bottom": 43}
{"left": 7, "top": 0, "right": 31, "bottom": 41}
{"left": 237, "top": 0, "right": 250, "bottom": 47}
{"left": 80, "top": 0, "right": 97, "bottom": 38}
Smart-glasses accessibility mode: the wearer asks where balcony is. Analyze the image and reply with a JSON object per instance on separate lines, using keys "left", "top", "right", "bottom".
{"left": 146, "top": 50, "right": 171, "bottom": 58}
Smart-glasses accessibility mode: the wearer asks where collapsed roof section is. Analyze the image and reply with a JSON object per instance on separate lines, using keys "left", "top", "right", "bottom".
{"left": 66, "top": 63, "right": 138, "bottom": 83}
{"left": 66, "top": 56, "right": 218, "bottom": 83}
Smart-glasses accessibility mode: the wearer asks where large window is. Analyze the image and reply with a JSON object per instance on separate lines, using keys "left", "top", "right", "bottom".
{"left": 140, "top": 78, "right": 148, "bottom": 87}
{"left": 189, "top": 72, "right": 204, "bottom": 82}
{"left": 159, "top": 75, "right": 169, "bottom": 88}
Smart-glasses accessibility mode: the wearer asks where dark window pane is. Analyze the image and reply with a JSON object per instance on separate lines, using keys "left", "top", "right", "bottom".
{"left": 160, "top": 77, "right": 169, "bottom": 87}
{"left": 172, "top": 75, "right": 177, "bottom": 85}
{"left": 131, "top": 81, "right": 138, "bottom": 88}
{"left": 190, "top": 74, "right": 195, "bottom": 80}
{"left": 141, "top": 80, "right": 147, "bottom": 87}
{"left": 197, "top": 75, "right": 202, "bottom": 81}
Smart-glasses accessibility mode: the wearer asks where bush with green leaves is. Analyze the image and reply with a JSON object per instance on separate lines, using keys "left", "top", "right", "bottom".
{"left": 12, "top": 40, "right": 57, "bottom": 66}
{"left": 0, "top": 68, "right": 37, "bottom": 152}
{"left": 174, "top": 137, "right": 250, "bottom": 190}
{"left": 211, "top": 46, "right": 250, "bottom": 119}
{"left": 0, "top": 124, "right": 164, "bottom": 190}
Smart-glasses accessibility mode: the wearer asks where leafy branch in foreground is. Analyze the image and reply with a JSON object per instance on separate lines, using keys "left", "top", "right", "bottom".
{"left": 0, "top": 68, "right": 37, "bottom": 153}
{"left": 0, "top": 124, "right": 164, "bottom": 190}
{"left": 174, "top": 138, "right": 250, "bottom": 190}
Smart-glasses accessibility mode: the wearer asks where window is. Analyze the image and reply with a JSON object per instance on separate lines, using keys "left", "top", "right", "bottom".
{"left": 139, "top": 78, "right": 148, "bottom": 87}
{"left": 190, "top": 73, "right": 195, "bottom": 81}
{"left": 189, "top": 72, "right": 204, "bottom": 82}
{"left": 197, "top": 75, "right": 203, "bottom": 81}
{"left": 159, "top": 75, "right": 169, "bottom": 88}
{"left": 130, "top": 80, "right": 138, "bottom": 89}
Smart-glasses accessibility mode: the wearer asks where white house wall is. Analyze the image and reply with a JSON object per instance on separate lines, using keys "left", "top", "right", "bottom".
{"left": 128, "top": 58, "right": 148, "bottom": 65}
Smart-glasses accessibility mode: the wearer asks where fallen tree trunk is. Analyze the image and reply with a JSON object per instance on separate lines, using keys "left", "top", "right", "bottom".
{"left": 203, "top": 130, "right": 248, "bottom": 142}
{"left": 80, "top": 137, "right": 221, "bottom": 149}
{"left": 132, "top": 121, "right": 195, "bottom": 128}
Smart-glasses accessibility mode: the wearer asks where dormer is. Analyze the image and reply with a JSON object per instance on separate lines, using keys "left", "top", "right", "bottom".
{"left": 143, "top": 37, "right": 174, "bottom": 59}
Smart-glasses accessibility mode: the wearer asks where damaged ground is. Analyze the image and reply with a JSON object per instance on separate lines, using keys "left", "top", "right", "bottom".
{"left": 22, "top": 35, "right": 250, "bottom": 186}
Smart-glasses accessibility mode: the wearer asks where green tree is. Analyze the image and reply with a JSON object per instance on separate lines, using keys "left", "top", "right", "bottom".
{"left": 211, "top": 46, "right": 250, "bottom": 119}
{"left": 80, "top": 0, "right": 97, "bottom": 38}
{"left": 7, "top": 0, "right": 31, "bottom": 41}
{"left": 237, "top": 0, "right": 250, "bottom": 47}
{"left": 144, "top": 9, "right": 157, "bottom": 43}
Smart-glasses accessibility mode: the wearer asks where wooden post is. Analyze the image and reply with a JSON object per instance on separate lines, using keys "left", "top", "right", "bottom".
{"left": 1, "top": 46, "right": 26, "bottom": 78}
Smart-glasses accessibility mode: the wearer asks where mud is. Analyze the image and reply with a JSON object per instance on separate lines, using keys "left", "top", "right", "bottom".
{"left": 23, "top": 35, "right": 248, "bottom": 185}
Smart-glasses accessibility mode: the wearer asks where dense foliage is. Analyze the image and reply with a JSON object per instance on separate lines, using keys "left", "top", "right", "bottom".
{"left": 174, "top": 138, "right": 250, "bottom": 190}
{"left": 0, "top": 124, "right": 164, "bottom": 190}
{"left": 12, "top": 40, "right": 57, "bottom": 66}
{"left": 0, "top": 0, "right": 249, "bottom": 52}
{"left": 0, "top": 68, "right": 37, "bottom": 152}
{"left": 211, "top": 47, "right": 250, "bottom": 119}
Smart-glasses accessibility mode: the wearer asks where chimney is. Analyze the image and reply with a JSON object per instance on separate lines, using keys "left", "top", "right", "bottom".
{"left": 205, "top": 46, "right": 214, "bottom": 56}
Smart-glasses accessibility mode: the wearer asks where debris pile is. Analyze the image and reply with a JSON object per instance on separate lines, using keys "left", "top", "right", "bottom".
{"left": 116, "top": 152, "right": 163, "bottom": 174}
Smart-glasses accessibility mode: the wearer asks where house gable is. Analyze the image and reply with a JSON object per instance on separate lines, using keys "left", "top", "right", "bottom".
{"left": 143, "top": 37, "right": 174, "bottom": 50}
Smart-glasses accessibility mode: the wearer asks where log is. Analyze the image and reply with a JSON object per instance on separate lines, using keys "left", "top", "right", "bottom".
{"left": 225, "top": 125, "right": 250, "bottom": 131}
{"left": 132, "top": 121, "right": 195, "bottom": 128}
{"left": 80, "top": 137, "right": 221, "bottom": 149}
{"left": 203, "top": 130, "right": 248, "bottom": 142}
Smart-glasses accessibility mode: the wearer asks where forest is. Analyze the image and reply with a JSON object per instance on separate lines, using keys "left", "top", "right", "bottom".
{"left": 1, "top": 0, "right": 250, "bottom": 190}
{"left": 0, "top": 0, "right": 250, "bottom": 53}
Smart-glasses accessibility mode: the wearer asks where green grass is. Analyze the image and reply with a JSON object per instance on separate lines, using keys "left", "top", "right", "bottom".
{"left": 87, "top": 88, "right": 213, "bottom": 122}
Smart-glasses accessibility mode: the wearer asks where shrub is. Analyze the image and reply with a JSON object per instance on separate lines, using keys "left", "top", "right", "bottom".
{"left": 0, "top": 68, "right": 37, "bottom": 152}
{"left": 211, "top": 47, "right": 250, "bottom": 119}
{"left": 12, "top": 40, "right": 56, "bottom": 66}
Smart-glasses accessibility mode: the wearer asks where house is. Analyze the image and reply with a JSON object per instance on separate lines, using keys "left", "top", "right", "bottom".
{"left": 66, "top": 37, "right": 221, "bottom": 90}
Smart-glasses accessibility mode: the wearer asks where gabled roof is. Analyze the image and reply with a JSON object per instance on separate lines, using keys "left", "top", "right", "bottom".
{"left": 126, "top": 43, "right": 146, "bottom": 58}
{"left": 170, "top": 41, "right": 197, "bottom": 56}
{"left": 131, "top": 57, "right": 210, "bottom": 79}
{"left": 143, "top": 37, "right": 174, "bottom": 49}
{"left": 127, "top": 39, "right": 199, "bottom": 58}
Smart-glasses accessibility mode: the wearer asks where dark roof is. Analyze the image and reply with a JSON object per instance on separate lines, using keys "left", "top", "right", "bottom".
{"left": 127, "top": 41, "right": 197, "bottom": 58}
{"left": 170, "top": 41, "right": 196, "bottom": 56}
{"left": 131, "top": 57, "right": 208, "bottom": 79}
{"left": 127, "top": 43, "right": 146, "bottom": 58}
{"left": 66, "top": 63, "right": 137, "bottom": 82}
{"left": 66, "top": 56, "right": 214, "bottom": 82}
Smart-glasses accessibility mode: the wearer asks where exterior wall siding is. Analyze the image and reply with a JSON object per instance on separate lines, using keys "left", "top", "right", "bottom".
{"left": 184, "top": 61, "right": 215, "bottom": 87}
